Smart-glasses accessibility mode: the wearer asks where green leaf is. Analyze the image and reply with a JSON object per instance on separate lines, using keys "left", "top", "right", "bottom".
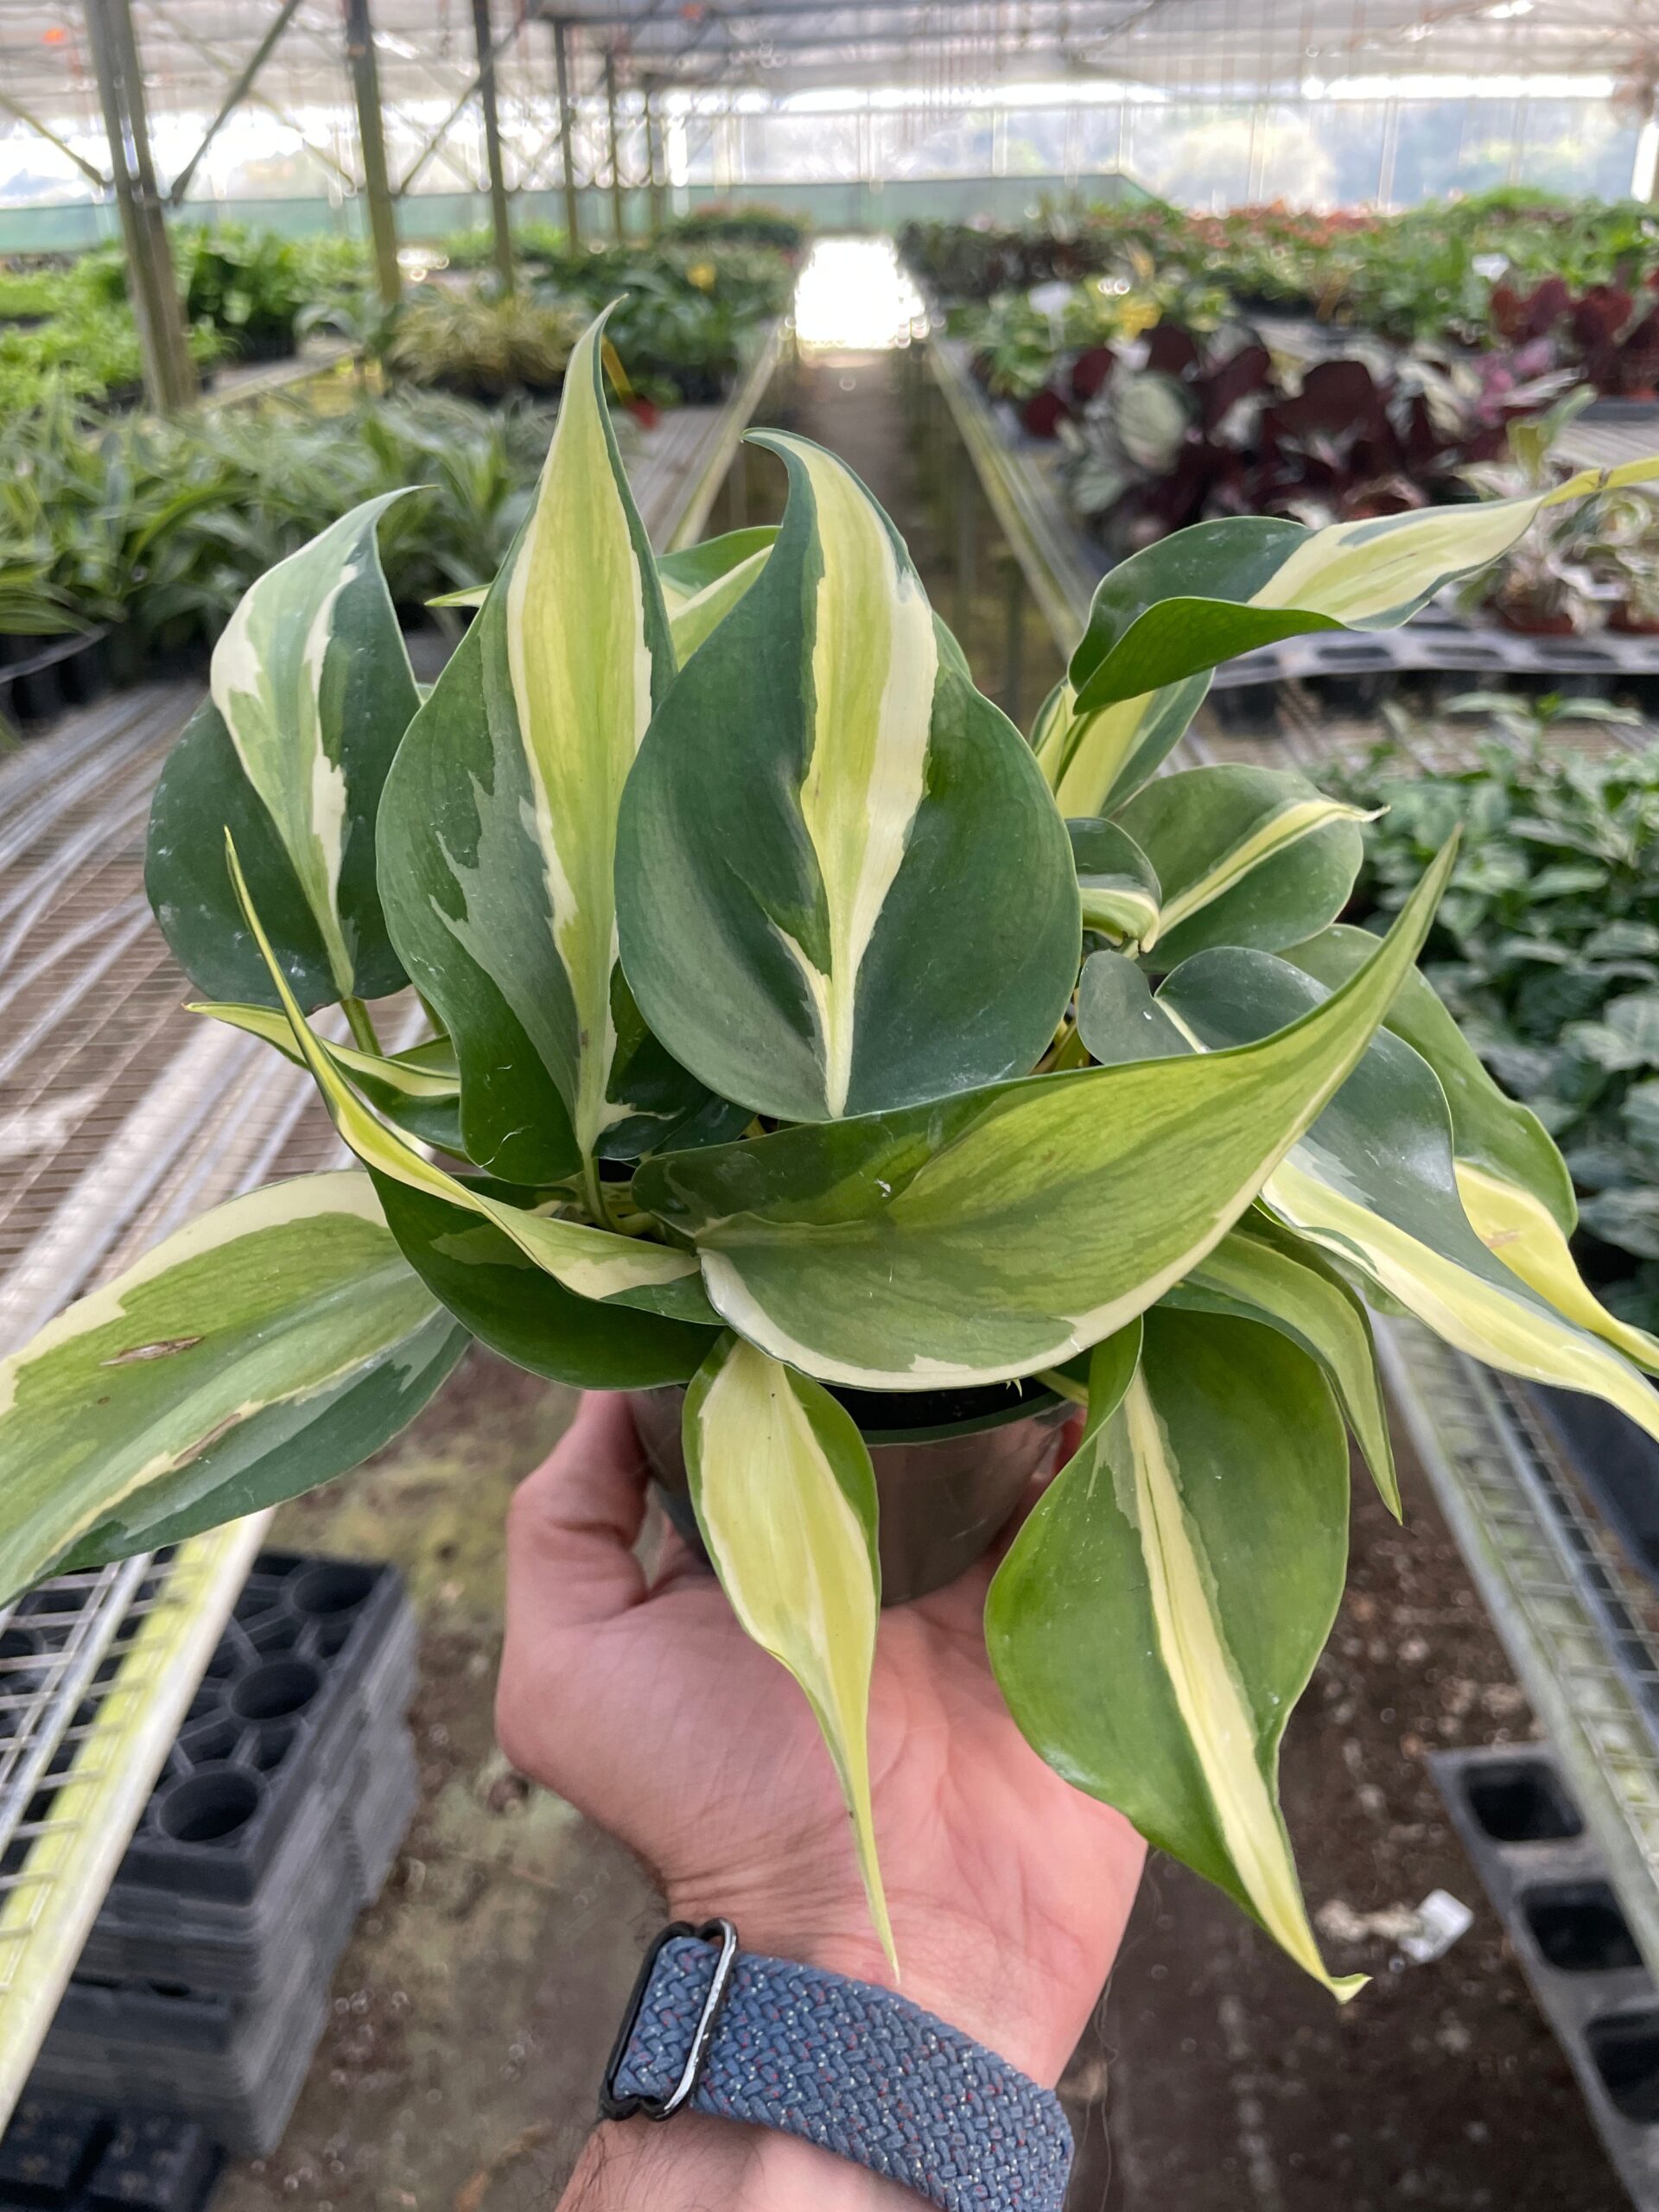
{"left": 1070, "top": 465, "right": 1659, "bottom": 715}
{"left": 376, "top": 310, "right": 689, "bottom": 1185}
{"left": 1034, "top": 671, "right": 1211, "bottom": 816}
{"left": 988, "top": 1308, "right": 1363, "bottom": 2001}
{"left": 1157, "top": 950, "right": 1659, "bottom": 1450}
{"left": 1163, "top": 1216, "right": 1399, "bottom": 1515}
{"left": 683, "top": 1335, "right": 893, "bottom": 1967}
{"left": 655, "top": 524, "right": 778, "bottom": 606}
{"left": 190, "top": 1001, "right": 464, "bottom": 1152}
{"left": 0, "top": 1171, "right": 467, "bottom": 1602}
{"left": 370, "top": 1173, "right": 720, "bottom": 1385}
{"left": 148, "top": 493, "right": 418, "bottom": 1007}
{"left": 1075, "top": 950, "right": 1188, "bottom": 1065}
{"left": 226, "top": 836, "right": 719, "bottom": 1326}
{"left": 616, "top": 432, "right": 1080, "bottom": 1122}
{"left": 1563, "top": 992, "right": 1659, "bottom": 1073}
{"left": 1113, "top": 765, "right": 1374, "bottom": 965}
{"left": 633, "top": 842, "right": 1454, "bottom": 1388}
{"left": 667, "top": 543, "right": 772, "bottom": 663}
{"left": 1068, "top": 818, "right": 1160, "bottom": 949}
{"left": 1282, "top": 924, "right": 1577, "bottom": 1235}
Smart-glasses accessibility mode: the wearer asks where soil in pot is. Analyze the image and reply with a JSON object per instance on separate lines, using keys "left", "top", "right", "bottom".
{"left": 630, "top": 1375, "right": 1070, "bottom": 1605}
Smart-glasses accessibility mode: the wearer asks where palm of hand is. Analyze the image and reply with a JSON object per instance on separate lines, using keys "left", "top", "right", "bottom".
{"left": 498, "top": 1394, "right": 1144, "bottom": 2083}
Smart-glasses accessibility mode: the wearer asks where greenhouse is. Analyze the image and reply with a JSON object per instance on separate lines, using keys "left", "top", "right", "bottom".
{"left": 9, "top": 2, "right": 1659, "bottom": 2208}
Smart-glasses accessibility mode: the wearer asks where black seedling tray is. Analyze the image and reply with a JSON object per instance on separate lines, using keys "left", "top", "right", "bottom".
{"left": 0, "top": 2098, "right": 219, "bottom": 2212}
{"left": 113, "top": 1554, "right": 414, "bottom": 1906}
{"left": 1432, "top": 1744, "right": 1659, "bottom": 2208}
{"left": 77, "top": 1719, "right": 416, "bottom": 1995}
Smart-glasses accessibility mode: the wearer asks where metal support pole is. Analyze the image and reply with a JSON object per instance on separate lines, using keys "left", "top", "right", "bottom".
{"left": 168, "top": 0, "right": 305, "bottom": 206}
{"left": 645, "top": 86, "right": 667, "bottom": 237}
{"left": 344, "top": 0, "right": 402, "bottom": 309}
{"left": 0, "top": 88, "right": 110, "bottom": 190}
{"left": 552, "top": 16, "right": 581, "bottom": 247}
{"left": 82, "top": 0, "right": 196, "bottom": 411}
{"left": 603, "top": 46, "right": 626, "bottom": 242}
{"left": 470, "top": 0, "right": 515, "bottom": 288}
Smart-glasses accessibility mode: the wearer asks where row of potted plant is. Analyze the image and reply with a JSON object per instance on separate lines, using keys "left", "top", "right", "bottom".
{"left": 5, "top": 308, "right": 1659, "bottom": 2006}
{"left": 0, "top": 385, "right": 557, "bottom": 719}
{"left": 899, "top": 189, "right": 1659, "bottom": 374}
{"left": 388, "top": 238, "right": 795, "bottom": 405}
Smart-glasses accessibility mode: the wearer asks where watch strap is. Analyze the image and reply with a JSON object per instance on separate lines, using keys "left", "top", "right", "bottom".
{"left": 601, "top": 1923, "right": 1073, "bottom": 2212}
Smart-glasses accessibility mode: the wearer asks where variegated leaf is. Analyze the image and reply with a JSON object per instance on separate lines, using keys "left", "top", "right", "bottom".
{"left": 1163, "top": 1215, "right": 1399, "bottom": 1515}
{"left": 1068, "top": 819, "right": 1160, "bottom": 950}
{"left": 370, "top": 1174, "right": 720, "bottom": 1387}
{"left": 1033, "top": 671, "right": 1211, "bottom": 816}
{"left": 228, "top": 838, "right": 717, "bottom": 1327}
{"left": 616, "top": 432, "right": 1079, "bottom": 1122}
{"left": 0, "top": 1171, "right": 466, "bottom": 1602}
{"left": 1155, "top": 949, "right": 1659, "bottom": 1449}
{"left": 376, "top": 309, "right": 705, "bottom": 1186}
{"left": 683, "top": 1335, "right": 893, "bottom": 1966}
{"left": 1113, "top": 766, "right": 1376, "bottom": 965}
{"left": 632, "top": 842, "right": 1452, "bottom": 1388}
{"left": 988, "top": 1310, "right": 1363, "bottom": 2000}
{"left": 190, "top": 1001, "right": 463, "bottom": 1151}
{"left": 147, "top": 496, "right": 419, "bottom": 1012}
{"left": 1069, "top": 464, "right": 1659, "bottom": 716}
{"left": 1454, "top": 1162, "right": 1659, "bottom": 1376}
{"left": 1283, "top": 924, "right": 1577, "bottom": 1235}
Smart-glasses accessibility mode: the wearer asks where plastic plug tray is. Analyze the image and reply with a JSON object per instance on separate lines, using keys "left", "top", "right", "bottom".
{"left": 111, "top": 1554, "right": 415, "bottom": 1908}
{"left": 0, "top": 2095, "right": 219, "bottom": 2212}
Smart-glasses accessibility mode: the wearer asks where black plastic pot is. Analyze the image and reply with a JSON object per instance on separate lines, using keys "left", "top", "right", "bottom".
{"left": 628, "top": 1378, "right": 1071, "bottom": 1605}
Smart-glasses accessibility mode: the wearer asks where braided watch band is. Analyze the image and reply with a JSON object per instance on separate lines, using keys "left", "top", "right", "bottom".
{"left": 599, "top": 1921, "right": 1074, "bottom": 2212}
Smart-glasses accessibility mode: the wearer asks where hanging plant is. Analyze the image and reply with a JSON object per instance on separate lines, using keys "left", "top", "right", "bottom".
{"left": 5, "top": 308, "right": 1659, "bottom": 1997}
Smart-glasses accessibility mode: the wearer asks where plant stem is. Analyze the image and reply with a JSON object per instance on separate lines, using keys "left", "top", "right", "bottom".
{"left": 1048, "top": 1021, "right": 1090, "bottom": 1072}
{"left": 342, "top": 996, "right": 382, "bottom": 1054}
{"left": 582, "top": 1151, "right": 621, "bottom": 1233}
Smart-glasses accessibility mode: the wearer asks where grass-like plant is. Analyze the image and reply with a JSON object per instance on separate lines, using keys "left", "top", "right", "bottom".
{"left": 6, "top": 308, "right": 1659, "bottom": 1993}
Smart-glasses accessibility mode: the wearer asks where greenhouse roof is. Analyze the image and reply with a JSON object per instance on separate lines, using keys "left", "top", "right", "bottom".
{"left": 3, "top": 0, "right": 1656, "bottom": 118}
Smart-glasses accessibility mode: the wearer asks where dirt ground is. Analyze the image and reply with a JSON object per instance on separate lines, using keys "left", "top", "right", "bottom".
{"left": 207, "top": 1342, "right": 1617, "bottom": 2212}
{"left": 216, "top": 348, "right": 1623, "bottom": 2210}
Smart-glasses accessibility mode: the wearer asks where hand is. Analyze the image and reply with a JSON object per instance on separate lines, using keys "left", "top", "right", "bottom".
{"left": 498, "top": 1392, "right": 1145, "bottom": 2207}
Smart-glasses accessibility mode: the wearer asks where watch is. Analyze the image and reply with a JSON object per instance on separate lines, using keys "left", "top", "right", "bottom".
{"left": 599, "top": 1919, "right": 1074, "bottom": 2212}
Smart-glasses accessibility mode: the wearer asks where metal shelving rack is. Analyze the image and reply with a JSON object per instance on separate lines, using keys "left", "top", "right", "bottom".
{"left": 0, "top": 342, "right": 787, "bottom": 2122}
{"left": 926, "top": 330, "right": 1659, "bottom": 1979}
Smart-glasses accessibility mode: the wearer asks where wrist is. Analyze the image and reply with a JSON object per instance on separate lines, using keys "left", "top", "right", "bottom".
{"left": 658, "top": 1881, "right": 1091, "bottom": 2087}
{"left": 564, "top": 2113, "right": 914, "bottom": 2210}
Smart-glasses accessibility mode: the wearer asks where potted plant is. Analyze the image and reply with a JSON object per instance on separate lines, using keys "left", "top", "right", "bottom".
{"left": 6, "top": 307, "right": 1659, "bottom": 1998}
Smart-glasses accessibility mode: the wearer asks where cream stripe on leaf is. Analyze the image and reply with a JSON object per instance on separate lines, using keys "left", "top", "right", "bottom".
{"left": 0, "top": 1170, "right": 467, "bottom": 1605}
{"left": 1115, "top": 765, "right": 1376, "bottom": 965}
{"left": 1154, "top": 947, "right": 1659, "bottom": 1447}
{"left": 656, "top": 524, "right": 777, "bottom": 612}
{"left": 616, "top": 432, "right": 1080, "bottom": 1123}
{"left": 1454, "top": 1162, "right": 1659, "bottom": 1376}
{"left": 683, "top": 1336, "right": 894, "bottom": 1967}
{"left": 147, "top": 495, "right": 418, "bottom": 1013}
{"left": 375, "top": 308, "right": 714, "bottom": 1188}
{"left": 1067, "top": 818, "right": 1160, "bottom": 951}
{"left": 630, "top": 842, "right": 1455, "bottom": 1389}
{"left": 1282, "top": 925, "right": 1578, "bottom": 1235}
{"left": 227, "top": 837, "right": 718, "bottom": 1330}
{"left": 1033, "top": 672, "right": 1211, "bottom": 817}
{"left": 988, "top": 1311, "right": 1363, "bottom": 2000}
{"left": 189, "top": 1000, "right": 462, "bottom": 1150}
{"left": 1065, "top": 463, "right": 1659, "bottom": 719}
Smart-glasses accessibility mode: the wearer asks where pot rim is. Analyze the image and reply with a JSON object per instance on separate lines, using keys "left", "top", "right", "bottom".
{"left": 630, "top": 1377, "right": 1069, "bottom": 1451}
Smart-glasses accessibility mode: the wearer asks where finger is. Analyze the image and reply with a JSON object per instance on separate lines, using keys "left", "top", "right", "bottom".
{"left": 504, "top": 1390, "right": 652, "bottom": 1637}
